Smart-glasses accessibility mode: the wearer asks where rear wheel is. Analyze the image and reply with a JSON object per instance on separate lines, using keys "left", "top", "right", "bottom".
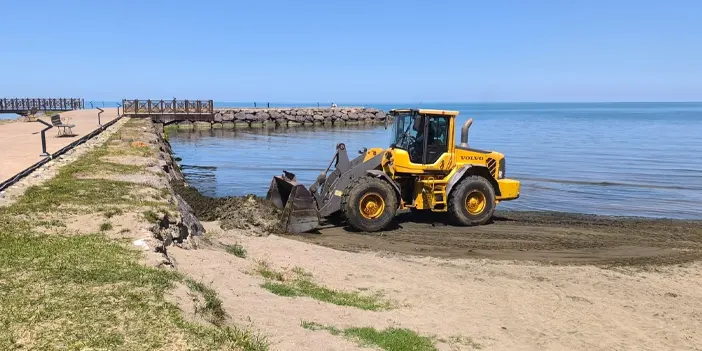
{"left": 341, "top": 176, "right": 398, "bottom": 232}
{"left": 448, "top": 175, "right": 496, "bottom": 226}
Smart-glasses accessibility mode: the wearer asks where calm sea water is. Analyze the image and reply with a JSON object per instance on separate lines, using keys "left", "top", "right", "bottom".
{"left": 168, "top": 103, "right": 702, "bottom": 220}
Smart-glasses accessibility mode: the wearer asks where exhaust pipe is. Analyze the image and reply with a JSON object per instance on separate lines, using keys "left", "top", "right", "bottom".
{"left": 460, "top": 118, "right": 473, "bottom": 147}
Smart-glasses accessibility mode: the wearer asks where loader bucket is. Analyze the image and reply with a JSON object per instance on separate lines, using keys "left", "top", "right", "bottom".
{"left": 266, "top": 173, "right": 320, "bottom": 233}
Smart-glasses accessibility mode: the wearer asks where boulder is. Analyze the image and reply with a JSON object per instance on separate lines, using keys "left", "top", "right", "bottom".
{"left": 234, "top": 112, "right": 247, "bottom": 121}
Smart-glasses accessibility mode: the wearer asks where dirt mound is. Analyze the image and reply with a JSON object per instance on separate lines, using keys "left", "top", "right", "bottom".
{"left": 215, "top": 196, "right": 282, "bottom": 234}
{"left": 172, "top": 182, "right": 282, "bottom": 235}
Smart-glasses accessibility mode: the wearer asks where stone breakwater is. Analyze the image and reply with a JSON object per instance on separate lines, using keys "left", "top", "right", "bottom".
{"left": 213, "top": 107, "right": 389, "bottom": 125}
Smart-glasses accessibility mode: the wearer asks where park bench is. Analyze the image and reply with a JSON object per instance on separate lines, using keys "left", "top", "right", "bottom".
{"left": 51, "top": 114, "right": 75, "bottom": 137}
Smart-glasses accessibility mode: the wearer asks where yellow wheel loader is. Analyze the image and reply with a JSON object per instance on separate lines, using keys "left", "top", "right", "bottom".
{"left": 266, "top": 108, "right": 520, "bottom": 233}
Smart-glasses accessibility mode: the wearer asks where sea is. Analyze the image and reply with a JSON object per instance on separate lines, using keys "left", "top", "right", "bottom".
{"left": 8, "top": 102, "right": 702, "bottom": 219}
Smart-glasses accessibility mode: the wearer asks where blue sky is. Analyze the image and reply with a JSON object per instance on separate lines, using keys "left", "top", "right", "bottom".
{"left": 1, "top": 0, "right": 700, "bottom": 102}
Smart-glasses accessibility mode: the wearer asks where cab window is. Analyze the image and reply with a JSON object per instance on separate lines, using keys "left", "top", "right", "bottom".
{"left": 425, "top": 116, "right": 449, "bottom": 164}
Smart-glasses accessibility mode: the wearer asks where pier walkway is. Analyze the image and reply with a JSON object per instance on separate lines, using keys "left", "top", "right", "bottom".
{"left": 0, "top": 108, "right": 119, "bottom": 187}
{"left": 0, "top": 98, "right": 84, "bottom": 114}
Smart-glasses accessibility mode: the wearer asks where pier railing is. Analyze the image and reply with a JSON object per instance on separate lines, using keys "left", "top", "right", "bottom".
{"left": 0, "top": 98, "right": 84, "bottom": 113}
{"left": 122, "top": 99, "right": 214, "bottom": 116}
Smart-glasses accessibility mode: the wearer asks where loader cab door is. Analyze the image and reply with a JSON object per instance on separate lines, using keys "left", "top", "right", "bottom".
{"left": 424, "top": 116, "right": 449, "bottom": 164}
{"left": 390, "top": 112, "right": 453, "bottom": 172}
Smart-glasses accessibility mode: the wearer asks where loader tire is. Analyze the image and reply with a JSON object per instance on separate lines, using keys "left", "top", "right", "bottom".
{"left": 448, "top": 175, "right": 496, "bottom": 226}
{"left": 341, "top": 176, "right": 398, "bottom": 232}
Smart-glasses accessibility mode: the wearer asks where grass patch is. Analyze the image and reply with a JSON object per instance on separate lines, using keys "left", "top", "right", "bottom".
{"left": 36, "top": 219, "right": 66, "bottom": 228}
{"left": 301, "top": 321, "right": 437, "bottom": 351}
{"left": 261, "top": 282, "right": 299, "bottom": 297}
{"left": 8, "top": 150, "right": 147, "bottom": 216}
{"left": 447, "top": 335, "right": 483, "bottom": 350}
{"left": 224, "top": 243, "right": 247, "bottom": 258}
{"left": 143, "top": 210, "right": 161, "bottom": 223}
{"left": 0, "top": 230, "right": 268, "bottom": 350}
{"left": 254, "top": 260, "right": 285, "bottom": 282}
{"left": 185, "top": 279, "right": 227, "bottom": 326}
{"left": 99, "top": 222, "right": 113, "bottom": 231}
{"left": 102, "top": 207, "right": 124, "bottom": 219}
{"left": 256, "top": 263, "right": 392, "bottom": 311}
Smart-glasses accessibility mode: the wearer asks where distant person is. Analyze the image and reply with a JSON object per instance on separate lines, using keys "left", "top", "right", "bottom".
{"left": 331, "top": 102, "right": 337, "bottom": 108}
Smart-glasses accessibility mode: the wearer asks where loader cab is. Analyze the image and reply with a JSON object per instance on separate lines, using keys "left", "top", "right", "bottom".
{"left": 389, "top": 109, "right": 458, "bottom": 173}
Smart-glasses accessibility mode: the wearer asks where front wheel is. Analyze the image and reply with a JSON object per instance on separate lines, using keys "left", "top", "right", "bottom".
{"left": 448, "top": 176, "right": 496, "bottom": 226}
{"left": 341, "top": 176, "right": 398, "bottom": 232}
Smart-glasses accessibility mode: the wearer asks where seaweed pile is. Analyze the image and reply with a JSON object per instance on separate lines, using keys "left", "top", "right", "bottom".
{"left": 172, "top": 182, "right": 282, "bottom": 235}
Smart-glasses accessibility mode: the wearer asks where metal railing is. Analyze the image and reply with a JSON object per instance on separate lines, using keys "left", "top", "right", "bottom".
{"left": 121, "top": 99, "right": 214, "bottom": 116}
{"left": 0, "top": 98, "right": 84, "bottom": 112}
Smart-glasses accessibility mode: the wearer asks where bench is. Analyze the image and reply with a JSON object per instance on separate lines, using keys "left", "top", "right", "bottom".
{"left": 51, "top": 114, "right": 75, "bottom": 137}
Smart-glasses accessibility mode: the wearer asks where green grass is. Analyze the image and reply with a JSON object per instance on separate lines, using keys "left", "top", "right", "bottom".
{"left": 0, "top": 230, "right": 267, "bottom": 350}
{"left": 256, "top": 262, "right": 392, "bottom": 311}
{"left": 345, "top": 327, "right": 437, "bottom": 351}
{"left": 102, "top": 207, "right": 124, "bottom": 219}
{"left": 301, "top": 321, "right": 437, "bottom": 351}
{"left": 7, "top": 119, "right": 165, "bottom": 217}
{"left": 185, "top": 279, "right": 227, "bottom": 326}
{"left": 36, "top": 219, "right": 66, "bottom": 228}
{"left": 254, "top": 260, "right": 285, "bottom": 282}
{"left": 8, "top": 151, "right": 143, "bottom": 216}
{"left": 0, "top": 118, "right": 269, "bottom": 350}
{"left": 143, "top": 210, "right": 161, "bottom": 223}
{"left": 99, "top": 221, "right": 113, "bottom": 231}
{"left": 224, "top": 243, "right": 247, "bottom": 258}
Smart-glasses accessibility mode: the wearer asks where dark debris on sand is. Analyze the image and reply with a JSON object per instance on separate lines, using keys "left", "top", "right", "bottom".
{"left": 172, "top": 181, "right": 283, "bottom": 235}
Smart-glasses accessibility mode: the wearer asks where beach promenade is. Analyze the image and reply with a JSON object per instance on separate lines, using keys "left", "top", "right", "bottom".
{"left": 0, "top": 108, "right": 119, "bottom": 183}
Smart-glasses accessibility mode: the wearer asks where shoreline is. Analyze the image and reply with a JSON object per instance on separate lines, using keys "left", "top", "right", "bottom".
{"left": 168, "top": 176, "right": 702, "bottom": 266}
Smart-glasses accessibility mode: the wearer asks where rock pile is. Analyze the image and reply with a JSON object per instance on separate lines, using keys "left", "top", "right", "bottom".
{"left": 212, "top": 107, "right": 389, "bottom": 125}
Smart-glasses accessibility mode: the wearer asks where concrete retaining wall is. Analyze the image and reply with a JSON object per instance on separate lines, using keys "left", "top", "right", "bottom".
{"left": 212, "top": 107, "right": 389, "bottom": 126}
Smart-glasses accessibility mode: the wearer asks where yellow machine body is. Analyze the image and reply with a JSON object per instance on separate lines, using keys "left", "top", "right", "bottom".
{"left": 368, "top": 108, "right": 520, "bottom": 212}
{"left": 267, "top": 108, "right": 521, "bottom": 233}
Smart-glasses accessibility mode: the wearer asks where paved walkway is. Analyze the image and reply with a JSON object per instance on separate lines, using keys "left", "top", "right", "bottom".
{"left": 0, "top": 108, "right": 119, "bottom": 183}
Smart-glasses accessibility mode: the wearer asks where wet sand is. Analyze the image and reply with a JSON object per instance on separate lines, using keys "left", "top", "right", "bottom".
{"left": 0, "top": 108, "right": 118, "bottom": 183}
{"left": 287, "top": 211, "right": 702, "bottom": 266}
